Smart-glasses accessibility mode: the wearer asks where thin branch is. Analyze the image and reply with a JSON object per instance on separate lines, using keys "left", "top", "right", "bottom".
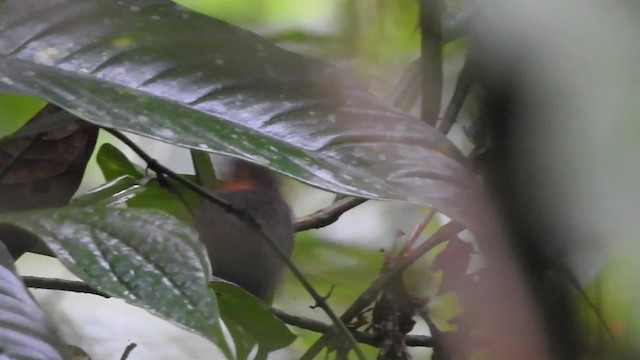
{"left": 271, "top": 308, "right": 432, "bottom": 348}
{"left": 437, "top": 55, "right": 474, "bottom": 134}
{"left": 103, "top": 128, "right": 365, "bottom": 359}
{"left": 21, "top": 276, "right": 433, "bottom": 348}
{"left": 419, "top": 0, "right": 444, "bottom": 126}
{"left": 301, "top": 220, "right": 464, "bottom": 359}
{"left": 270, "top": 307, "right": 333, "bottom": 334}
{"left": 402, "top": 221, "right": 465, "bottom": 273}
{"left": 294, "top": 196, "right": 367, "bottom": 232}
{"left": 417, "top": 307, "right": 445, "bottom": 356}
{"left": 346, "top": 221, "right": 464, "bottom": 322}
{"left": 388, "top": 10, "right": 467, "bottom": 115}
{"left": 299, "top": 338, "right": 329, "bottom": 360}
{"left": 400, "top": 208, "right": 437, "bottom": 254}
{"left": 119, "top": 343, "right": 137, "bottom": 360}
{"left": 23, "top": 276, "right": 109, "bottom": 297}
{"left": 104, "top": 129, "right": 234, "bottom": 213}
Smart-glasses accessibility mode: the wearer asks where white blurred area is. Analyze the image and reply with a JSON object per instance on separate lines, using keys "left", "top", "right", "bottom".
{"left": 18, "top": 254, "right": 225, "bottom": 360}
{"left": 472, "top": 0, "right": 640, "bottom": 283}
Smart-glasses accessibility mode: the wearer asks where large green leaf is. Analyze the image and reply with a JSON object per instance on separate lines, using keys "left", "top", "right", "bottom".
{"left": 0, "top": 0, "right": 485, "bottom": 232}
{"left": 0, "top": 242, "right": 67, "bottom": 360}
{"left": 0, "top": 207, "right": 233, "bottom": 358}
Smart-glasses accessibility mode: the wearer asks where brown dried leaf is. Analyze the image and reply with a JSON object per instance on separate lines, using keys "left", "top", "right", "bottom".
{"left": 0, "top": 105, "right": 98, "bottom": 212}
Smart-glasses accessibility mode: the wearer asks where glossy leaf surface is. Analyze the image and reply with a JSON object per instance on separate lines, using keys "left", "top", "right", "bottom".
{"left": 0, "top": 242, "right": 66, "bottom": 360}
{"left": 0, "top": 0, "right": 485, "bottom": 231}
{"left": 69, "top": 175, "right": 143, "bottom": 207}
{"left": 0, "top": 207, "right": 231, "bottom": 355}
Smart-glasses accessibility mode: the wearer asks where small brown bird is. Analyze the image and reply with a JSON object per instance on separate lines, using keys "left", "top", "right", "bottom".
{"left": 193, "top": 161, "right": 294, "bottom": 301}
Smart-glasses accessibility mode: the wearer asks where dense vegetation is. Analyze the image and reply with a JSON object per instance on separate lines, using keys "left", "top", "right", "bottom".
{"left": 0, "top": 1, "right": 638, "bottom": 359}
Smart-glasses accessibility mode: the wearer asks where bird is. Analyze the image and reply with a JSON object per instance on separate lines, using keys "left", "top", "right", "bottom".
{"left": 193, "top": 161, "right": 294, "bottom": 301}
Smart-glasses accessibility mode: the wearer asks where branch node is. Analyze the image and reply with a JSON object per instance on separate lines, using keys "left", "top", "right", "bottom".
{"left": 310, "top": 284, "right": 336, "bottom": 310}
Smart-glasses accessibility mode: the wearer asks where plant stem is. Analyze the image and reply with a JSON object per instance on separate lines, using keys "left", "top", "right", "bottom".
{"left": 294, "top": 196, "right": 366, "bottom": 232}
{"left": 119, "top": 343, "right": 137, "bottom": 360}
{"left": 438, "top": 55, "right": 473, "bottom": 134}
{"left": 419, "top": 0, "right": 444, "bottom": 126}
{"left": 400, "top": 207, "right": 437, "bottom": 254}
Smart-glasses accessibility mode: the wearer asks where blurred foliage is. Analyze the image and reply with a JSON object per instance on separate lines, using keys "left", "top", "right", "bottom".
{"left": 173, "top": 0, "right": 337, "bottom": 29}
{"left": 579, "top": 247, "right": 640, "bottom": 356}
{"left": 173, "top": 0, "right": 429, "bottom": 96}
{"left": 281, "top": 231, "right": 382, "bottom": 312}
{"left": 279, "top": 231, "right": 380, "bottom": 357}
{"left": 279, "top": 221, "right": 469, "bottom": 357}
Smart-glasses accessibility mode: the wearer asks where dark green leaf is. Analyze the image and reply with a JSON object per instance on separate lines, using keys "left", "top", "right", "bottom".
{"left": 96, "top": 143, "right": 144, "bottom": 181}
{"left": 0, "top": 207, "right": 233, "bottom": 357}
{"left": 0, "top": 242, "right": 67, "bottom": 360}
{"left": 212, "top": 281, "right": 296, "bottom": 354}
{"left": 0, "top": 0, "right": 485, "bottom": 232}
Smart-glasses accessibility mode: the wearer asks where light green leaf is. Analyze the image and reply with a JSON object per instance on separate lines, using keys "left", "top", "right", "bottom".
{"left": 0, "top": 93, "right": 46, "bottom": 138}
